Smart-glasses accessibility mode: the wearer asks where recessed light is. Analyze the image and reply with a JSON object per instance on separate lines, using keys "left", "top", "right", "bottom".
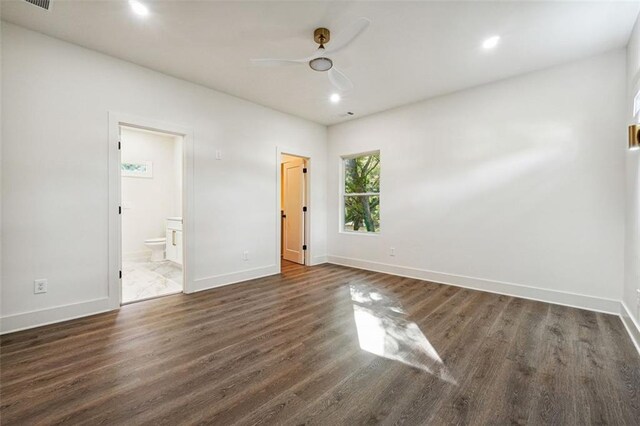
{"left": 330, "top": 93, "right": 341, "bottom": 103}
{"left": 482, "top": 35, "right": 500, "bottom": 50}
{"left": 129, "top": 0, "right": 149, "bottom": 16}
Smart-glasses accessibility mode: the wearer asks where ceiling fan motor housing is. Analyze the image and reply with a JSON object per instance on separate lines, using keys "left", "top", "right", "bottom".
{"left": 309, "top": 28, "right": 333, "bottom": 71}
{"left": 314, "top": 28, "right": 330, "bottom": 45}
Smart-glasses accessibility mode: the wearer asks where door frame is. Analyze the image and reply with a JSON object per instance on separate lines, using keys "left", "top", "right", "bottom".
{"left": 276, "top": 147, "right": 311, "bottom": 271}
{"left": 108, "top": 112, "right": 195, "bottom": 309}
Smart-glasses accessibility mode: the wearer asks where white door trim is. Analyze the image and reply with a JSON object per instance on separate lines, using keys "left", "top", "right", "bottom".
{"left": 276, "top": 147, "right": 311, "bottom": 271}
{"left": 108, "top": 112, "right": 195, "bottom": 309}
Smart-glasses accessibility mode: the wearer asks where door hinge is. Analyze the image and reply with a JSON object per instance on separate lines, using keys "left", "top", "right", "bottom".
{"left": 118, "top": 141, "right": 121, "bottom": 150}
{"left": 302, "top": 206, "right": 307, "bottom": 212}
{"left": 119, "top": 206, "right": 122, "bottom": 214}
{"left": 119, "top": 270, "right": 122, "bottom": 279}
{"left": 303, "top": 167, "right": 307, "bottom": 173}
{"left": 302, "top": 245, "right": 307, "bottom": 251}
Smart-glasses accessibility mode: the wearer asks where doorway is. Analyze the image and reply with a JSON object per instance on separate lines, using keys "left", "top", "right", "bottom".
{"left": 281, "top": 154, "right": 308, "bottom": 266}
{"left": 119, "top": 125, "right": 184, "bottom": 304}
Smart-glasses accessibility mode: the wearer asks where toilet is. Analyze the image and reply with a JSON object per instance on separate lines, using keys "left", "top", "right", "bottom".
{"left": 144, "top": 237, "right": 166, "bottom": 262}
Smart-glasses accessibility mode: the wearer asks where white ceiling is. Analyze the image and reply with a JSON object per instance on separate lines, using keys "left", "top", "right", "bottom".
{"left": 2, "top": 1, "right": 639, "bottom": 125}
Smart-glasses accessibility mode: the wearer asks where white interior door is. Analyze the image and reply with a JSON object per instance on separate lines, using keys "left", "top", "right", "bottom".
{"left": 282, "top": 158, "right": 305, "bottom": 264}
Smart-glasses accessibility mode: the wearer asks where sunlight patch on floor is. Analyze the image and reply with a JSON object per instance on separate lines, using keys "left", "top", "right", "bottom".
{"left": 350, "top": 285, "right": 456, "bottom": 384}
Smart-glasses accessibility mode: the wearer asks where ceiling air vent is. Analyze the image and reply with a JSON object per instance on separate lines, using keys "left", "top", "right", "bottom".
{"left": 25, "top": 0, "right": 51, "bottom": 10}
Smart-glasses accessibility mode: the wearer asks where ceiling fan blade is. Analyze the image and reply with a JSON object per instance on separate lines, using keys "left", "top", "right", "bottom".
{"left": 328, "top": 67, "right": 354, "bottom": 92}
{"left": 250, "top": 58, "right": 306, "bottom": 67}
{"left": 251, "top": 47, "right": 327, "bottom": 67}
{"left": 325, "top": 17, "right": 371, "bottom": 55}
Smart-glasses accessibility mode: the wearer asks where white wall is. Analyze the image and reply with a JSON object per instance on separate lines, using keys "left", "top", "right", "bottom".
{"left": 1, "top": 20, "right": 634, "bottom": 334}
{"left": 121, "top": 127, "right": 181, "bottom": 258}
{"left": 1, "top": 23, "right": 327, "bottom": 332}
{"left": 0, "top": 17, "right": 3, "bottom": 321}
{"left": 327, "top": 50, "right": 627, "bottom": 313}
{"left": 624, "top": 15, "right": 640, "bottom": 344}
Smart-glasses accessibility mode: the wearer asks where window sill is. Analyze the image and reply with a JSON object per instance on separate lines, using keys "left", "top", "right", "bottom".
{"left": 339, "top": 231, "right": 380, "bottom": 237}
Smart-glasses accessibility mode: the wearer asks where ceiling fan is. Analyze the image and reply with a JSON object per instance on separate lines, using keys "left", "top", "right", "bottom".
{"left": 250, "top": 18, "right": 371, "bottom": 92}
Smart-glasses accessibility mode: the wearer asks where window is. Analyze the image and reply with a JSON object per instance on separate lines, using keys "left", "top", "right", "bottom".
{"left": 121, "top": 161, "right": 153, "bottom": 178}
{"left": 342, "top": 151, "right": 380, "bottom": 233}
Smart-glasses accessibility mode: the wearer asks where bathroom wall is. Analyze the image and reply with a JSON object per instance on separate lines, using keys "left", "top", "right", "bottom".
{"left": 121, "top": 127, "right": 182, "bottom": 259}
{"left": 1, "top": 23, "right": 327, "bottom": 332}
{"left": 327, "top": 50, "right": 627, "bottom": 313}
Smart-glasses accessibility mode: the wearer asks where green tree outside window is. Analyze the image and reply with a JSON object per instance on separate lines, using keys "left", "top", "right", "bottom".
{"left": 343, "top": 152, "right": 380, "bottom": 233}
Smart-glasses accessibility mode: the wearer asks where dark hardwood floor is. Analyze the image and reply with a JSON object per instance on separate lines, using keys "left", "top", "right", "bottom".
{"left": 1, "top": 261, "right": 639, "bottom": 425}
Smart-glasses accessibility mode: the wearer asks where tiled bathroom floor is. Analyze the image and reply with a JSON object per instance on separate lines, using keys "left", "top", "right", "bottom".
{"left": 122, "top": 259, "right": 183, "bottom": 304}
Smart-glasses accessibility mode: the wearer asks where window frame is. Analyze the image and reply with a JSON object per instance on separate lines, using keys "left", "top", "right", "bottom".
{"left": 339, "top": 150, "right": 381, "bottom": 235}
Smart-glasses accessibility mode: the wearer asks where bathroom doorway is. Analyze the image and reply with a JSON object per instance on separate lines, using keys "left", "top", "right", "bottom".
{"left": 119, "top": 125, "right": 184, "bottom": 304}
{"left": 280, "top": 153, "right": 309, "bottom": 267}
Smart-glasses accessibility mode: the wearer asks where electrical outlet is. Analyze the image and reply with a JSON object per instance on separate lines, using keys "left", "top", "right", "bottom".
{"left": 242, "top": 251, "right": 249, "bottom": 261}
{"left": 215, "top": 150, "right": 222, "bottom": 160}
{"left": 34, "top": 279, "right": 48, "bottom": 294}
{"left": 390, "top": 247, "right": 396, "bottom": 257}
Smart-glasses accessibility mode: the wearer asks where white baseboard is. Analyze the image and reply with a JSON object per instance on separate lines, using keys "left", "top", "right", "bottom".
{"left": 620, "top": 301, "right": 640, "bottom": 354}
{"left": 1, "top": 297, "right": 114, "bottom": 335}
{"left": 327, "top": 255, "right": 620, "bottom": 315}
{"left": 192, "top": 264, "right": 279, "bottom": 293}
{"left": 311, "top": 255, "right": 328, "bottom": 265}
